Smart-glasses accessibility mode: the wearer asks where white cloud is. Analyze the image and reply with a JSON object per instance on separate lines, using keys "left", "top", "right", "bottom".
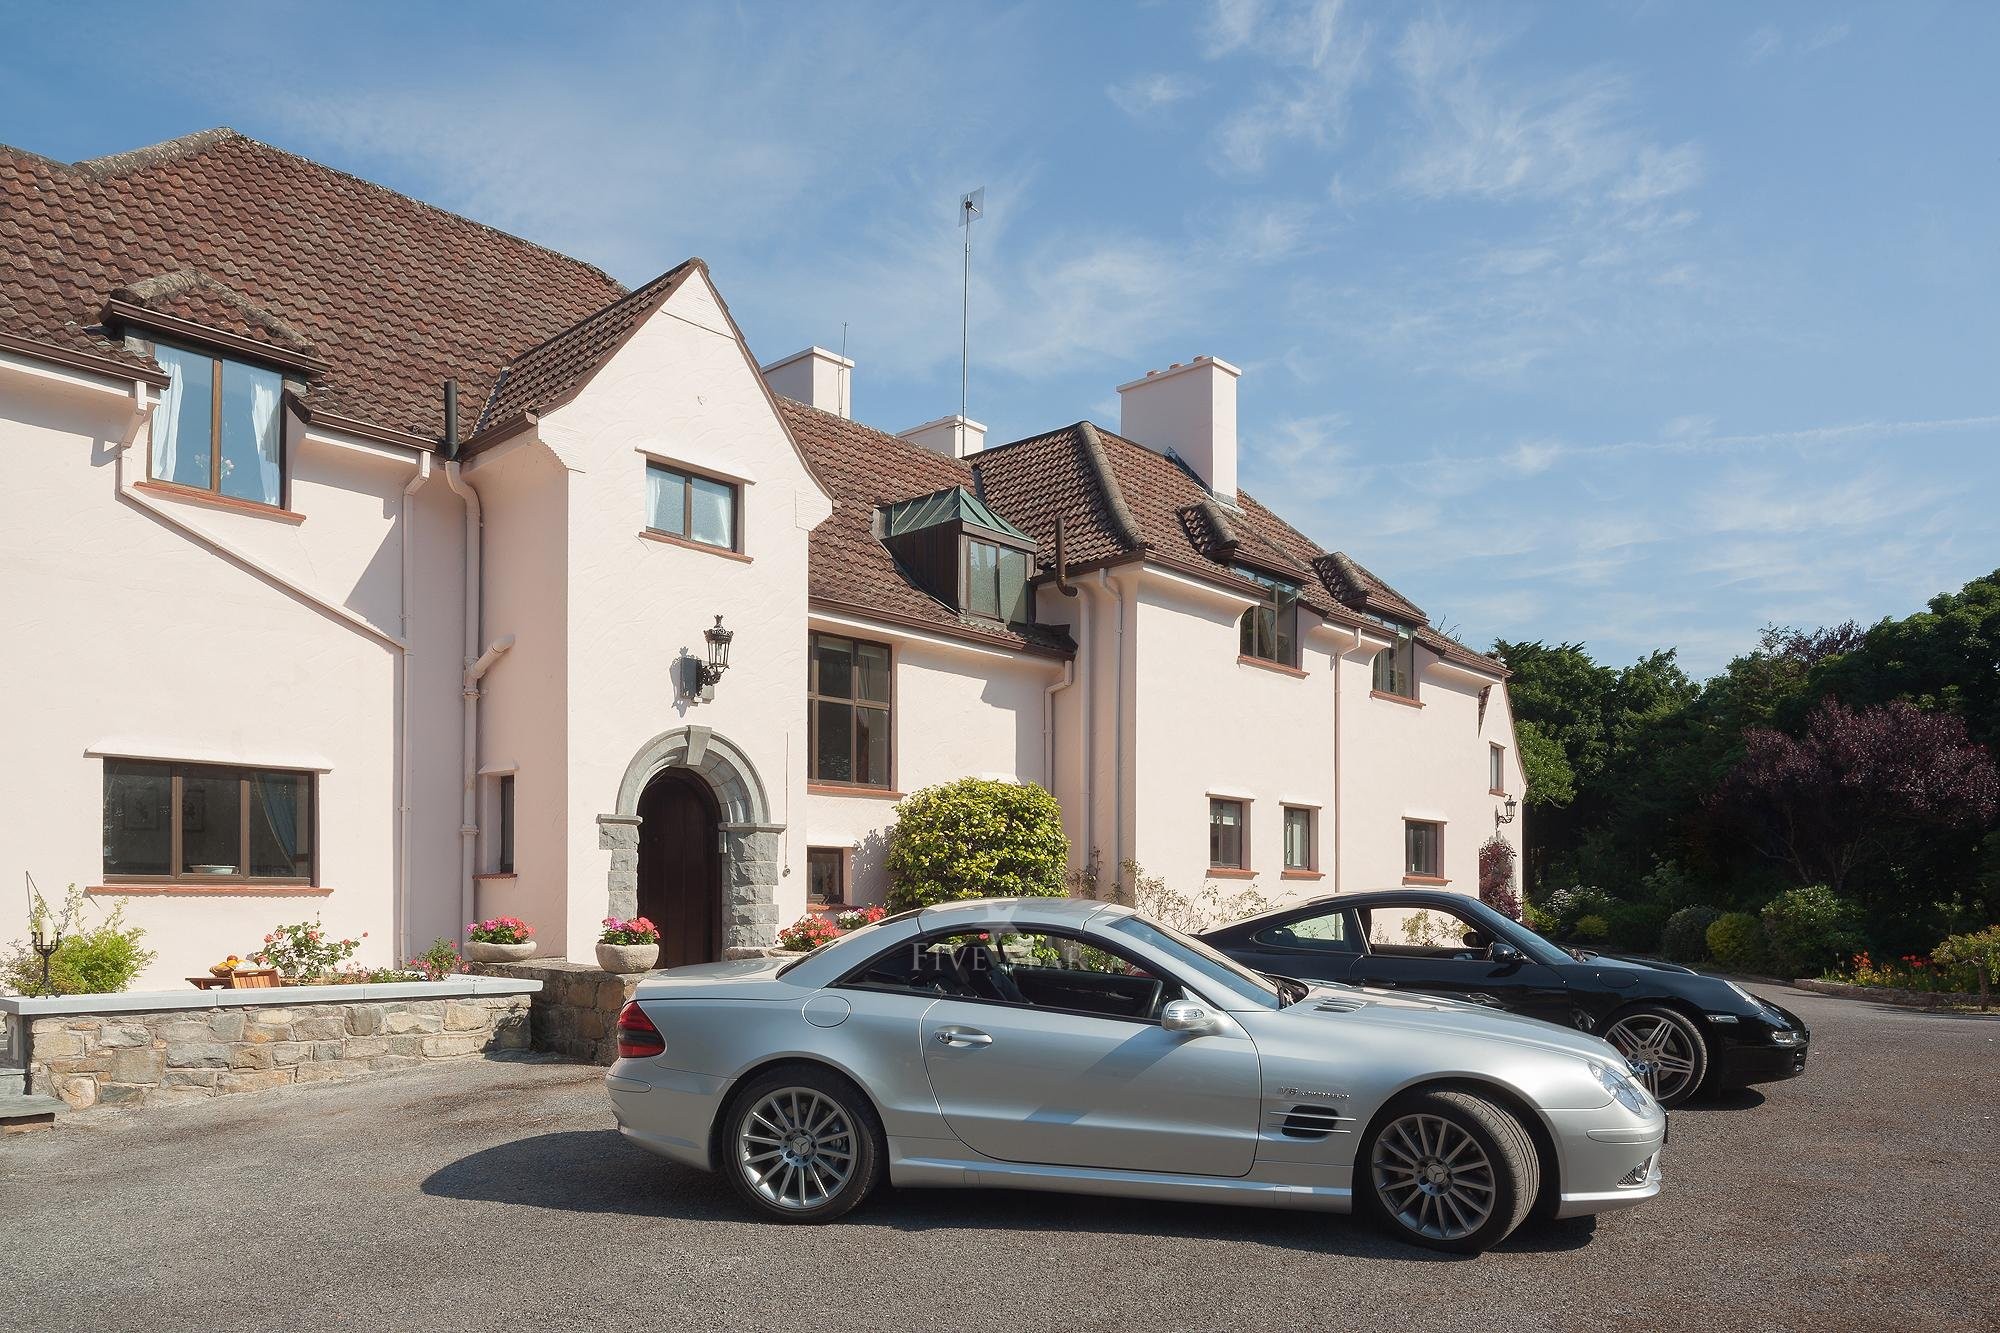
{"left": 1108, "top": 72, "right": 1202, "bottom": 118}
{"left": 1206, "top": 0, "right": 1369, "bottom": 176}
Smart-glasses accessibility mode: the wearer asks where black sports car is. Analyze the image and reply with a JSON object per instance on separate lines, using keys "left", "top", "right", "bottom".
{"left": 1201, "top": 888, "right": 1809, "bottom": 1107}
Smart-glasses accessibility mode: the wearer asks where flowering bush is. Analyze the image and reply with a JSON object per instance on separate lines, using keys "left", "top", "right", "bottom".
{"left": 1929, "top": 926, "right": 2000, "bottom": 1008}
{"left": 600, "top": 916, "right": 659, "bottom": 946}
{"left": 1760, "top": 886, "right": 1862, "bottom": 979}
{"left": 1540, "top": 885, "right": 1615, "bottom": 937}
{"left": 777, "top": 915, "right": 840, "bottom": 952}
{"left": 408, "top": 938, "right": 463, "bottom": 981}
{"left": 253, "top": 917, "right": 362, "bottom": 981}
{"left": 1825, "top": 950, "right": 1980, "bottom": 994}
{"left": 834, "top": 905, "right": 887, "bottom": 932}
{"left": 2, "top": 884, "right": 155, "bottom": 997}
{"left": 327, "top": 964, "right": 425, "bottom": 984}
{"left": 467, "top": 916, "right": 534, "bottom": 945}
{"left": 1477, "top": 837, "right": 1521, "bottom": 921}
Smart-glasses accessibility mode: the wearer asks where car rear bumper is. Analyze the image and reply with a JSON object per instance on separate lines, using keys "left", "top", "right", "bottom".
{"left": 605, "top": 1059, "right": 732, "bottom": 1172}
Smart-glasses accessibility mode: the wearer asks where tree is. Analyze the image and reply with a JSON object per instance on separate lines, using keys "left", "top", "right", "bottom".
{"left": 884, "top": 778, "right": 1071, "bottom": 911}
{"left": 1713, "top": 698, "right": 2000, "bottom": 897}
{"left": 1515, "top": 722, "right": 1574, "bottom": 808}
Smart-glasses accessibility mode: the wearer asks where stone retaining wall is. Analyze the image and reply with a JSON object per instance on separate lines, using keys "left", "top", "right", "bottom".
{"left": 1792, "top": 977, "right": 1988, "bottom": 1010}
{"left": 472, "top": 961, "right": 637, "bottom": 1064}
{"left": 26, "top": 993, "right": 532, "bottom": 1111}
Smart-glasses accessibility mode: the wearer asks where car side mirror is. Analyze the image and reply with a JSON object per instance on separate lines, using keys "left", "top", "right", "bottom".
{"left": 1488, "top": 941, "right": 1523, "bottom": 965}
{"left": 1161, "top": 999, "right": 1224, "bottom": 1036}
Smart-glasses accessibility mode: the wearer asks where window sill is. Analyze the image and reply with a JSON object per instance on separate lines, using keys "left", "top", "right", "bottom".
{"left": 133, "top": 480, "right": 305, "bottom": 524}
{"left": 90, "top": 883, "right": 331, "bottom": 897}
{"left": 807, "top": 783, "right": 903, "bottom": 800}
{"left": 1401, "top": 875, "right": 1450, "bottom": 886}
{"left": 1237, "top": 654, "right": 1308, "bottom": 679}
{"left": 1281, "top": 869, "right": 1325, "bottom": 880}
{"left": 1489, "top": 788, "right": 1507, "bottom": 797}
{"left": 638, "top": 528, "right": 752, "bottom": 563}
{"left": 1370, "top": 689, "right": 1424, "bottom": 709}
{"left": 473, "top": 872, "right": 518, "bottom": 881}
{"left": 1208, "top": 867, "right": 1258, "bottom": 879}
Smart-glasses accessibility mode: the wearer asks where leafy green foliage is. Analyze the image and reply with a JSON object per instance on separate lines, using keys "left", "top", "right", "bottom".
{"left": 3, "top": 885, "right": 154, "bottom": 996}
{"left": 1930, "top": 925, "right": 2000, "bottom": 1008}
{"left": 1539, "top": 885, "right": 1614, "bottom": 937}
{"left": 1605, "top": 900, "right": 1669, "bottom": 953}
{"left": 1515, "top": 722, "right": 1575, "bottom": 809}
{"left": 1759, "top": 886, "right": 1864, "bottom": 978}
{"left": 1572, "top": 914, "right": 1610, "bottom": 944}
{"left": 885, "top": 778, "right": 1070, "bottom": 912}
{"left": 1706, "top": 912, "right": 1769, "bottom": 974}
{"left": 1659, "top": 906, "right": 1721, "bottom": 964}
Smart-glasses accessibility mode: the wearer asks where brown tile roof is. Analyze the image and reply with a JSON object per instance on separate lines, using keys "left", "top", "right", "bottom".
{"left": 1, "top": 128, "right": 628, "bottom": 442}
{"left": 777, "top": 397, "right": 1074, "bottom": 658}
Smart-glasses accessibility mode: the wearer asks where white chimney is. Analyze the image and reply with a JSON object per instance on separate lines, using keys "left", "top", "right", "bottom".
{"left": 761, "top": 346, "right": 853, "bottom": 419}
{"left": 1115, "top": 355, "right": 1241, "bottom": 501}
{"left": 897, "top": 414, "right": 987, "bottom": 459}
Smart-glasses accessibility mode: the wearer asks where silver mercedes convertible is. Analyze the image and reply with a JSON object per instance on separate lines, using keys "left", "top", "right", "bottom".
{"left": 605, "top": 897, "right": 1665, "bottom": 1252}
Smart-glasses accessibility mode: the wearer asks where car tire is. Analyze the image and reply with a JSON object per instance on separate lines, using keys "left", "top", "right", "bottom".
{"left": 1361, "top": 1088, "right": 1540, "bottom": 1254}
{"left": 721, "top": 1065, "right": 886, "bottom": 1223}
{"left": 1603, "top": 1004, "right": 1709, "bottom": 1107}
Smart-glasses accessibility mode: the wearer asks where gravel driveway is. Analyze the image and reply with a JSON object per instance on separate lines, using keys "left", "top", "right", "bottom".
{"left": 3, "top": 983, "right": 1994, "bottom": 1333}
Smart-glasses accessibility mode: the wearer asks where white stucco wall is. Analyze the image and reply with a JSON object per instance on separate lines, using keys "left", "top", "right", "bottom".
{"left": 0, "top": 360, "right": 457, "bottom": 986}
{"left": 534, "top": 269, "right": 832, "bottom": 957}
{"left": 802, "top": 614, "right": 1059, "bottom": 906}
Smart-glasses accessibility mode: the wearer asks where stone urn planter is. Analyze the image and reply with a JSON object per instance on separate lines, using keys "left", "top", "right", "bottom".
{"left": 596, "top": 941, "right": 660, "bottom": 973}
{"left": 464, "top": 940, "right": 538, "bottom": 964}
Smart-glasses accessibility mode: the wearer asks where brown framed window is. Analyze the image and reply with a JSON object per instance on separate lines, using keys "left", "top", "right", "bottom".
{"left": 497, "top": 774, "right": 516, "bottom": 874}
{"left": 1404, "top": 819, "right": 1443, "bottom": 881}
{"left": 1237, "top": 566, "right": 1300, "bottom": 666}
{"left": 1372, "top": 632, "right": 1417, "bottom": 698}
{"left": 1489, "top": 744, "right": 1505, "bottom": 795}
{"left": 103, "top": 758, "right": 315, "bottom": 884}
{"left": 962, "top": 537, "right": 1031, "bottom": 625}
{"left": 646, "top": 460, "right": 741, "bottom": 552}
{"left": 1210, "top": 798, "right": 1247, "bottom": 869}
{"left": 1282, "top": 806, "right": 1315, "bottom": 870}
{"left": 150, "top": 342, "right": 286, "bottom": 507}
{"left": 809, "top": 632, "right": 892, "bottom": 786}
{"left": 807, "top": 848, "right": 846, "bottom": 906}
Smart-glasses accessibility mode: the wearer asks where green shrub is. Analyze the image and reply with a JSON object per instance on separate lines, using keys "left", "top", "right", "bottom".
{"left": 1706, "top": 911, "right": 1769, "bottom": 974}
{"left": 3, "top": 885, "right": 154, "bottom": 996}
{"left": 1638, "top": 860, "right": 1703, "bottom": 911}
{"left": 885, "top": 778, "right": 1070, "bottom": 912}
{"left": 1521, "top": 901, "right": 1558, "bottom": 937}
{"left": 1931, "top": 925, "right": 2000, "bottom": 1008}
{"left": 1760, "top": 886, "right": 1863, "bottom": 979}
{"left": 1541, "top": 885, "right": 1615, "bottom": 936}
{"left": 1605, "top": 901, "right": 1669, "bottom": 953}
{"left": 1660, "top": 906, "right": 1721, "bottom": 964}
{"left": 1572, "top": 913, "right": 1610, "bottom": 944}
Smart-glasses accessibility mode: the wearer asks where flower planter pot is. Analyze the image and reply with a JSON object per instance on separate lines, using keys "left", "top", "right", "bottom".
{"left": 464, "top": 940, "right": 538, "bottom": 964}
{"left": 596, "top": 941, "right": 660, "bottom": 973}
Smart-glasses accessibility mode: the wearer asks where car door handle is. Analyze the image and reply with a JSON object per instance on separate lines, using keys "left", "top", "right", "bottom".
{"left": 934, "top": 1028, "right": 992, "bottom": 1047}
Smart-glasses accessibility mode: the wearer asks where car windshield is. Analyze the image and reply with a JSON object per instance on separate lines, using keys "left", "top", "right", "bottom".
{"left": 1456, "top": 897, "right": 1571, "bottom": 967}
{"left": 1105, "top": 914, "right": 1292, "bottom": 1009}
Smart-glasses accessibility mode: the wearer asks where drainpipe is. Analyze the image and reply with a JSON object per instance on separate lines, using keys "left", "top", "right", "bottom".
{"left": 1041, "top": 659, "right": 1073, "bottom": 804}
{"left": 1098, "top": 569, "right": 1130, "bottom": 902}
{"left": 1333, "top": 623, "right": 1362, "bottom": 896}
{"left": 395, "top": 451, "right": 432, "bottom": 962}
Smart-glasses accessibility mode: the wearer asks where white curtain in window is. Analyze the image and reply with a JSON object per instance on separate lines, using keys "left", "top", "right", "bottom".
{"left": 690, "top": 475, "right": 733, "bottom": 547}
{"left": 647, "top": 465, "right": 685, "bottom": 535}
{"left": 151, "top": 345, "right": 188, "bottom": 481}
{"left": 249, "top": 371, "right": 282, "bottom": 505}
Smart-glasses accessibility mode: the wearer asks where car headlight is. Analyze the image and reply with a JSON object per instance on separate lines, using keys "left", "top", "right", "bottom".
{"left": 1588, "top": 1059, "right": 1654, "bottom": 1115}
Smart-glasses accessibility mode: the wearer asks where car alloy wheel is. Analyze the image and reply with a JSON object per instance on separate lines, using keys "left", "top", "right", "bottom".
{"left": 1371, "top": 1113, "right": 1497, "bottom": 1241}
{"left": 738, "top": 1087, "right": 856, "bottom": 1212}
{"left": 1604, "top": 1007, "right": 1706, "bottom": 1105}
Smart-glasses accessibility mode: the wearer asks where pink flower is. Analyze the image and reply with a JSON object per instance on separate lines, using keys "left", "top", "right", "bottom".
{"left": 264, "top": 934, "right": 274, "bottom": 943}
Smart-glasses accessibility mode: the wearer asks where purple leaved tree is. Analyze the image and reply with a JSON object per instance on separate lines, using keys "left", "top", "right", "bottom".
{"left": 1714, "top": 698, "right": 2000, "bottom": 895}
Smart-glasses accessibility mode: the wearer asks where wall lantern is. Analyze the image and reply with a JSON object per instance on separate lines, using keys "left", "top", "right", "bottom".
{"left": 1495, "top": 795, "right": 1519, "bottom": 826}
{"left": 700, "top": 615, "right": 734, "bottom": 689}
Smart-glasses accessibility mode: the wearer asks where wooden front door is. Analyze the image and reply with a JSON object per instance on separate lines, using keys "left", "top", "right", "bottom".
{"left": 635, "top": 768, "right": 721, "bottom": 968}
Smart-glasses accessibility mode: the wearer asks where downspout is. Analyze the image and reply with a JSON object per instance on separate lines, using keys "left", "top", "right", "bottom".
{"left": 1334, "top": 623, "right": 1362, "bottom": 896}
{"left": 1043, "top": 519, "right": 1079, "bottom": 879}
{"left": 395, "top": 451, "right": 432, "bottom": 963}
{"left": 1098, "top": 569, "right": 1130, "bottom": 902}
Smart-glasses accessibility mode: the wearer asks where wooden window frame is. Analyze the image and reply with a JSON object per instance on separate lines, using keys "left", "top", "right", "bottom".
{"left": 645, "top": 458, "right": 744, "bottom": 555}
{"left": 1403, "top": 818, "right": 1446, "bottom": 885}
{"left": 497, "top": 774, "right": 516, "bottom": 874}
{"left": 148, "top": 340, "right": 290, "bottom": 508}
{"left": 1209, "top": 796, "right": 1250, "bottom": 873}
{"left": 1281, "top": 804, "right": 1316, "bottom": 872}
{"left": 1235, "top": 566, "right": 1302, "bottom": 669}
{"left": 958, "top": 531, "right": 1035, "bottom": 626}
{"left": 1371, "top": 633, "right": 1419, "bottom": 701}
{"left": 101, "top": 758, "right": 316, "bottom": 887}
{"left": 1489, "top": 743, "right": 1506, "bottom": 796}
{"left": 806, "top": 846, "right": 850, "bottom": 908}
{"left": 808, "top": 631, "right": 895, "bottom": 790}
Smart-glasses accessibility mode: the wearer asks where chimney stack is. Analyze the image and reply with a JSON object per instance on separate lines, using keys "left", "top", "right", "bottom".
{"left": 1116, "top": 355, "right": 1241, "bottom": 502}
{"left": 761, "top": 346, "right": 853, "bottom": 419}
{"left": 897, "top": 414, "right": 987, "bottom": 460}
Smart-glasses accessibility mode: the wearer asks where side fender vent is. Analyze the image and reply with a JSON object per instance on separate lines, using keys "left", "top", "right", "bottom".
{"left": 1313, "top": 999, "right": 1363, "bottom": 1013}
{"left": 1276, "top": 1103, "right": 1353, "bottom": 1140}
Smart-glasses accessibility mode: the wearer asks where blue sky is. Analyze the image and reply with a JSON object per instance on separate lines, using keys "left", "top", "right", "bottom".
{"left": 7, "top": 1, "right": 1996, "bottom": 675}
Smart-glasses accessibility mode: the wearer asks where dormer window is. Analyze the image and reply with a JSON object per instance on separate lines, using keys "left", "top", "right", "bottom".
{"left": 880, "top": 485, "right": 1036, "bottom": 628}
{"left": 151, "top": 342, "right": 285, "bottom": 508}
{"left": 1372, "top": 627, "right": 1419, "bottom": 699}
{"left": 1236, "top": 566, "right": 1300, "bottom": 667}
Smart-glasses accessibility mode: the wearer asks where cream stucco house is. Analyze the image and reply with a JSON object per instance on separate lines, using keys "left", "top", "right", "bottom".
{"left": 0, "top": 130, "right": 1524, "bottom": 986}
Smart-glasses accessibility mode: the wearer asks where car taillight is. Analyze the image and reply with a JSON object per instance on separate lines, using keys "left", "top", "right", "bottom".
{"left": 616, "top": 1001, "right": 665, "bottom": 1058}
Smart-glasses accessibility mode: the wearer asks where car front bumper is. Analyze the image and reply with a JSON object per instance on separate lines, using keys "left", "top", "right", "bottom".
{"left": 1713, "top": 1001, "right": 1810, "bottom": 1089}
{"left": 1545, "top": 1104, "right": 1668, "bottom": 1218}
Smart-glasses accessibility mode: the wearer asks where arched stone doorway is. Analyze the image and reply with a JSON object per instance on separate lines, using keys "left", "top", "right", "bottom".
{"left": 597, "top": 725, "right": 781, "bottom": 956}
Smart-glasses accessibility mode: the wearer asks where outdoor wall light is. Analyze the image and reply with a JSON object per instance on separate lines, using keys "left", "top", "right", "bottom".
{"left": 1496, "top": 795, "right": 1519, "bottom": 826}
{"left": 701, "top": 615, "right": 734, "bottom": 688}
